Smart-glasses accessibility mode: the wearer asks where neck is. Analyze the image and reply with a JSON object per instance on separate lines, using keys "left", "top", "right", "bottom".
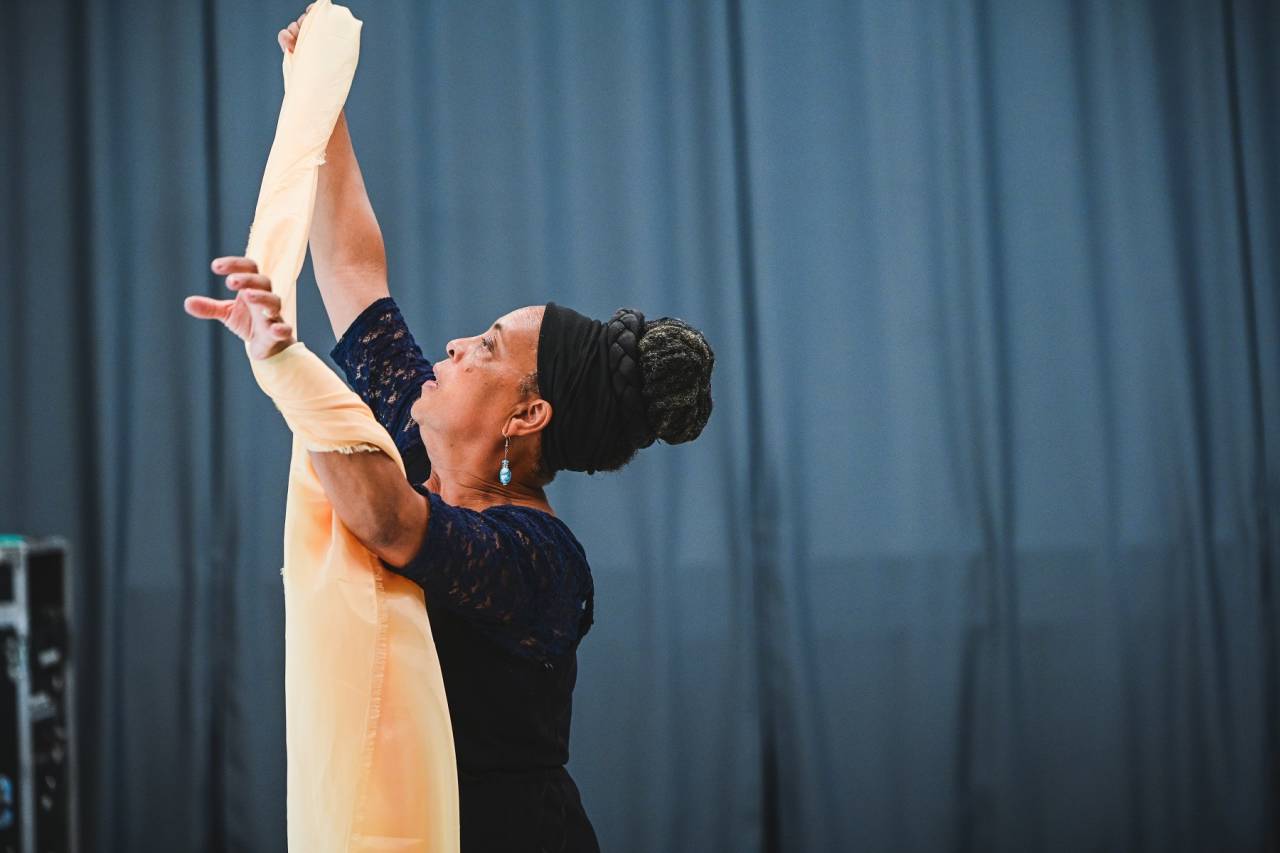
{"left": 422, "top": 454, "right": 550, "bottom": 514}
{"left": 420, "top": 427, "right": 552, "bottom": 512}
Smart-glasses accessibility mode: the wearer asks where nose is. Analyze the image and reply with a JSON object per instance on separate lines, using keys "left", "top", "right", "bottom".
{"left": 445, "top": 335, "right": 482, "bottom": 361}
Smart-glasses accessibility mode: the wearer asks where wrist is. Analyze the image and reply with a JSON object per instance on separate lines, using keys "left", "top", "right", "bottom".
{"left": 258, "top": 338, "right": 299, "bottom": 361}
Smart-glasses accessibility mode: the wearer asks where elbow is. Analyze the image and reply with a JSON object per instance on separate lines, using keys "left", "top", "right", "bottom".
{"left": 366, "top": 527, "right": 412, "bottom": 569}
{"left": 309, "top": 448, "right": 427, "bottom": 568}
{"left": 363, "top": 500, "right": 427, "bottom": 569}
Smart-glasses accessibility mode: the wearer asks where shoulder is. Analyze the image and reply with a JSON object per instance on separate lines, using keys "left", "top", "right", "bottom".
{"left": 483, "top": 503, "right": 588, "bottom": 565}
{"left": 410, "top": 486, "right": 588, "bottom": 574}
{"left": 408, "top": 488, "right": 595, "bottom": 654}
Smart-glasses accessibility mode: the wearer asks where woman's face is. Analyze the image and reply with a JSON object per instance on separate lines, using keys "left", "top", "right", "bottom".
{"left": 411, "top": 305, "right": 545, "bottom": 453}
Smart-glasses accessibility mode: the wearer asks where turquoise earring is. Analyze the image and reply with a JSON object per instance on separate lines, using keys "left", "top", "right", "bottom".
{"left": 499, "top": 434, "right": 512, "bottom": 485}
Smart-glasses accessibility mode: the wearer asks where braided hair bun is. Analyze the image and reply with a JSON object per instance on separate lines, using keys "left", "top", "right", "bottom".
{"left": 636, "top": 315, "right": 715, "bottom": 446}
{"left": 540, "top": 304, "right": 714, "bottom": 476}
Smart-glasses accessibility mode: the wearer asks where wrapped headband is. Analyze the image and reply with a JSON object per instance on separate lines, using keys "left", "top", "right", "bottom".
{"left": 536, "top": 303, "right": 654, "bottom": 474}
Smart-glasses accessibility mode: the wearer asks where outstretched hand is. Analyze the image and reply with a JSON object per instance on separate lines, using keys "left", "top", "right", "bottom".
{"left": 184, "top": 257, "right": 297, "bottom": 360}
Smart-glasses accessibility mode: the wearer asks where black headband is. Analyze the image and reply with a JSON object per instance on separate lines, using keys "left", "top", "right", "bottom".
{"left": 536, "top": 303, "right": 652, "bottom": 474}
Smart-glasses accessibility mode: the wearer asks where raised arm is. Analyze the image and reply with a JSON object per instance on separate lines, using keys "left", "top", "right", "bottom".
{"left": 184, "top": 265, "right": 428, "bottom": 566}
{"left": 309, "top": 445, "right": 428, "bottom": 566}
{"left": 280, "top": 11, "right": 389, "bottom": 339}
{"left": 310, "top": 111, "right": 391, "bottom": 338}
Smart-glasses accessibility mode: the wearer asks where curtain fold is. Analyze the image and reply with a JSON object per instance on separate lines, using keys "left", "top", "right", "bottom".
{"left": 1, "top": 1, "right": 1275, "bottom": 851}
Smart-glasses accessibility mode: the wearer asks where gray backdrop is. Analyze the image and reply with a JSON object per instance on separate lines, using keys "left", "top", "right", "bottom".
{"left": 2, "top": 1, "right": 1278, "bottom": 851}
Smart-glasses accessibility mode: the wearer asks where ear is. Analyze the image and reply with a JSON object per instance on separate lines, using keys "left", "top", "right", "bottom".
{"left": 505, "top": 397, "right": 552, "bottom": 439}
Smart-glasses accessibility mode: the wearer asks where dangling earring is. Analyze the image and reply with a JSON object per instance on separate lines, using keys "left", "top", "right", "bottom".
{"left": 499, "top": 434, "right": 512, "bottom": 485}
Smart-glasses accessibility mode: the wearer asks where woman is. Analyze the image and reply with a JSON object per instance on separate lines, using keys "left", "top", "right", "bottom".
{"left": 182, "top": 11, "right": 716, "bottom": 851}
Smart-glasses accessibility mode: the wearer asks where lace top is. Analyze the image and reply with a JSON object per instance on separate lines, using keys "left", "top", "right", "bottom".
{"left": 330, "top": 297, "right": 594, "bottom": 661}
{"left": 329, "top": 298, "right": 435, "bottom": 485}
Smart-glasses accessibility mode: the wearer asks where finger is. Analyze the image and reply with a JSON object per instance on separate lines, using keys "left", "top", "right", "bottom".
{"left": 288, "top": 21, "right": 300, "bottom": 38}
{"left": 269, "top": 321, "right": 294, "bottom": 340}
{"left": 278, "top": 30, "right": 292, "bottom": 52}
{"left": 244, "top": 289, "right": 283, "bottom": 312}
{"left": 184, "top": 295, "right": 233, "bottom": 320}
{"left": 226, "top": 273, "right": 272, "bottom": 292}
{"left": 211, "top": 256, "right": 258, "bottom": 274}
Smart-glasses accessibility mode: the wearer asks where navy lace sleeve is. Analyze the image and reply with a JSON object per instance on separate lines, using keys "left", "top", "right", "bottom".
{"left": 385, "top": 487, "right": 595, "bottom": 661}
{"left": 330, "top": 297, "right": 433, "bottom": 483}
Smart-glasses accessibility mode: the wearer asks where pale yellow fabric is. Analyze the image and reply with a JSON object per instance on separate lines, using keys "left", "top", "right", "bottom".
{"left": 236, "top": 3, "right": 458, "bottom": 851}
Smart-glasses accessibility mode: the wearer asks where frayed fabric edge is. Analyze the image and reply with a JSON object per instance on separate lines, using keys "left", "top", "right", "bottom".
{"left": 301, "top": 441, "right": 384, "bottom": 456}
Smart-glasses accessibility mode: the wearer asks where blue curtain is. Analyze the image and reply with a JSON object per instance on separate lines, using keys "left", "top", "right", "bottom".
{"left": 2, "top": 1, "right": 1276, "bottom": 851}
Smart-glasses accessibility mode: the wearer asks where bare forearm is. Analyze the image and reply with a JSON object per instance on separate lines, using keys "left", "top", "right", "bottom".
{"left": 309, "top": 448, "right": 428, "bottom": 566}
{"left": 310, "top": 111, "right": 392, "bottom": 339}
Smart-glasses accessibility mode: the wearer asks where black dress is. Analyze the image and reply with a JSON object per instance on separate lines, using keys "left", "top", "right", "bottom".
{"left": 331, "top": 297, "right": 601, "bottom": 853}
